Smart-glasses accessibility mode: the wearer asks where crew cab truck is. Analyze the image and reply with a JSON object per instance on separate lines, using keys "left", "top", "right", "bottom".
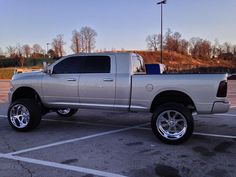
{"left": 8, "top": 52, "right": 230, "bottom": 144}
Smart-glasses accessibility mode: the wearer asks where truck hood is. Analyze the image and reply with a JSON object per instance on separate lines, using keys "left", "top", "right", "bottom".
{"left": 12, "top": 71, "right": 45, "bottom": 81}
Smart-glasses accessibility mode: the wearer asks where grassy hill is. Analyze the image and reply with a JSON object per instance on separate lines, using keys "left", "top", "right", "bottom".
{"left": 129, "top": 50, "right": 236, "bottom": 73}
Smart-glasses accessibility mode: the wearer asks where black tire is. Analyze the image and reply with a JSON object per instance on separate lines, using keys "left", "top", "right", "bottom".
{"left": 8, "top": 99, "right": 42, "bottom": 131}
{"left": 151, "top": 103, "right": 194, "bottom": 144}
{"left": 56, "top": 108, "right": 78, "bottom": 117}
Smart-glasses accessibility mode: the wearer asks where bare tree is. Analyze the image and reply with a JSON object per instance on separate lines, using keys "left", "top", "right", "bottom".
{"left": 6, "top": 46, "right": 17, "bottom": 57}
{"left": 172, "top": 32, "right": 182, "bottom": 52}
{"left": 223, "top": 42, "right": 232, "bottom": 53}
{"left": 164, "top": 29, "right": 174, "bottom": 51}
{"left": 163, "top": 29, "right": 184, "bottom": 53}
{"left": 48, "top": 49, "right": 56, "bottom": 58}
{"left": 52, "top": 34, "right": 65, "bottom": 58}
{"left": 16, "top": 44, "right": 26, "bottom": 67}
{"left": 80, "top": 26, "right": 97, "bottom": 53}
{"left": 71, "top": 30, "right": 81, "bottom": 54}
{"left": 179, "top": 39, "right": 189, "bottom": 55}
{"left": 22, "top": 44, "right": 31, "bottom": 58}
{"left": 211, "top": 39, "right": 220, "bottom": 58}
{"left": 233, "top": 45, "right": 236, "bottom": 55}
{"left": 0, "top": 47, "right": 3, "bottom": 55}
{"left": 189, "top": 37, "right": 211, "bottom": 59}
{"left": 146, "top": 34, "right": 161, "bottom": 51}
{"left": 32, "top": 44, "right": 42, "bottom": 54}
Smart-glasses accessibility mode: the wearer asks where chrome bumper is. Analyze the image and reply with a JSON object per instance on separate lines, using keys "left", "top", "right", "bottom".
{"left": 211, "top": 101, "right": 230, "bottom": 114}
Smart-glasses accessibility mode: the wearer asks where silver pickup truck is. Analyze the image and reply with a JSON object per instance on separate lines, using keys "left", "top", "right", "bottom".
{"left": 8, "top": 52, "right": 230, "bottom": 144}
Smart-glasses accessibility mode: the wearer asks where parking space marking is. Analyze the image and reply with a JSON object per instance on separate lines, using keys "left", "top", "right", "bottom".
{"left": 2, "top": 113, "right": 236, "bottom": 140}
{"left": 193, "top": 132, "right": 236, "bottom": 139}
{"left": 0, "top": 115, "right": 7, "bottom": 118}
{"left": 0, "top": 153, "right": 127, "bottom": 177}
{"left": 43, "top": 119, "right": 127, "bottom": 129}
{"left": 130, "top": 126, "right": 236, "bottom": 139}
{"left": 7, "top": 122, "right": 150, "bottom": 156}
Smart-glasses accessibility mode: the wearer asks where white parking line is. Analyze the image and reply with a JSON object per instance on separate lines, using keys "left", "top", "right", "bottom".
{"left": 198, "top": 113, "right": 236, "bottom": 117}
{"left": 135, "top": 127, "right": 236, "bottom": 139}
{"left": 193, "top": 132, "right": 236, "bottom": 139}
{"left": 0, "top": 153, "right": 127, "bottom": 177}
{"left": 7, "top": 122, "right": 150, "bottom": 156}
{"left": 3, "top": 113, "right": 236, "bottom": 140}
{"left": 43, "top": 119, "right": 126, "bottom": 128}
{"left": 0, "top": 115, "right": 7, "bottom": 118}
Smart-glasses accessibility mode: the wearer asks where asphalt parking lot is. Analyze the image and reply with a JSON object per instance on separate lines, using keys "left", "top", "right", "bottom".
{"left": 0, "top": 80, "right": 235, "bottom": 177}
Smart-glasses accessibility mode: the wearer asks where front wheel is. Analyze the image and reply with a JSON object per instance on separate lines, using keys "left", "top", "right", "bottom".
{"left": 8, "top": 99, "right": 42, "bottom": 131}
{"left": 151, "top": 103, "right": 194, "bottom": 144}
{"left": 56, "top": 108, "right": 78, "bottom": 117}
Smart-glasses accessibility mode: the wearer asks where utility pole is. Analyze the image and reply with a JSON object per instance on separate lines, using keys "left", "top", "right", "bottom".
{"left": 157, "top": 0, "right": 167, "bottom": 64}
{"left": 46, "top": 43, "right": 50, "bottom": 54}
{"left": 46, "top": 43, "right": 50, "bottom": 58}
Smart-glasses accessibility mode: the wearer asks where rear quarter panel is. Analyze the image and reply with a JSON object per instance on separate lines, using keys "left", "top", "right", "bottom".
{"left": 131, "top": 74, "right": 228, "bottom": 114}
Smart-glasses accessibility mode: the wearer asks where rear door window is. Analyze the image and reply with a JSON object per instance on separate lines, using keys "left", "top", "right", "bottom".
{"left": 83, "top": 56, "right": 110, "bottom": 73}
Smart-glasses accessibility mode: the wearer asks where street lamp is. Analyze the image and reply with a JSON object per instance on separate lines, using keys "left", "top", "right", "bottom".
{"left": 157, "top": 0, "right": 167, "bottom": 64}
{"left": 46, "top": 43, "right": 50, "bottom": 54}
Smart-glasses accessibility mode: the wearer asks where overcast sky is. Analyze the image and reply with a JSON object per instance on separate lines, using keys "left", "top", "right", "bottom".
{"left": 0, "top": 0, "right": 236, "bottom": 54}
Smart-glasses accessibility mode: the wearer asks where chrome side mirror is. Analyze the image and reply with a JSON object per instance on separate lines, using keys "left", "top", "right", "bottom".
{"left": 43, "top": 62, "right": 52, "bottom": 75}
{"left": 43, "top": 62, "right": 48, "bottom": 73}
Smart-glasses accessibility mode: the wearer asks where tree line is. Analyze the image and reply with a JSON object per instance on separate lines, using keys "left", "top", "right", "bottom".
{"left": 0, "top": 26, "right": 97, "bottom": 61}
{"left": 146, "top": 29, "right": 236, "bottom": 60}
{"left": 1, "top": 26, "right": 236, "bottom": 66}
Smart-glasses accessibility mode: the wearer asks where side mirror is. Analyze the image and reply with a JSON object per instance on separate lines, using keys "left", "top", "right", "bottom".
{"left": 43, "top": 62, "right": 53, "bottom": 75}
{"left": 43, "top": 62, "right": 48, "bottom": 73}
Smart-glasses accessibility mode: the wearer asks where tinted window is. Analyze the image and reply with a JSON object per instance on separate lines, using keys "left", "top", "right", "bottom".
{"left": 53, "top": 56, "right": 110, "bottom": 74}
{"left": 132, "top": 55, "right": 146, "bottom": 74}
{"left": 83, "top": 56, "right": 110, "bottom": 73}
{"left": 53, "top": 57, "right": 84, "bottom": 74}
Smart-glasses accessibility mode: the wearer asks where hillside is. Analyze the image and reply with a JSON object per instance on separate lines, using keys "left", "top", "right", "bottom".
{"left": 130, "top": 50, "right": 236, "bottom": 73}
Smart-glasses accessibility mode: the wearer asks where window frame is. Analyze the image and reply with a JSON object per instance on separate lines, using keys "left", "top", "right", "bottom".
{"left": 52, "top": 55, "right": 111, "bottom": 74}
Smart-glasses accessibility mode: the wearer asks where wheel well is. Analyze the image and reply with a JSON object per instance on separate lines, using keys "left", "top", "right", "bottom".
{"left": 150, "top": 91, "right": 196, "bottom": 113}
{"left": 12, "top": 87, "right": 50, "bottom": 115}
{"left": 12, "top": 87, "right": 41, "bottom": 103}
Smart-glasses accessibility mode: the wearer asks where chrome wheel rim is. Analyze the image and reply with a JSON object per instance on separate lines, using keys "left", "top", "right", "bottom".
{"left": 156, "top": 110, "right": 187, "bottom": 140}
{"left": 10, "top": 104, "right": 30, "bottom": 129}
{"left": 57, "top": 108, "right": 71, "bottom": 115}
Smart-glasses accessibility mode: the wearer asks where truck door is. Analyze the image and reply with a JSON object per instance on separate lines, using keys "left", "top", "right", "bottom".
{"left": 78, "top": 55, "right": 116, "bottom": 109}
{"left": 42, "top": 56, "right": 82, "bottom": 105}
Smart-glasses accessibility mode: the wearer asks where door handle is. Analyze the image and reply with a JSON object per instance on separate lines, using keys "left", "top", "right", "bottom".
{"left": 67, "top": 78, "right": 77, "bottom": 81}
{"left": 103, "top": 78, "right": 114, "bottom": 82}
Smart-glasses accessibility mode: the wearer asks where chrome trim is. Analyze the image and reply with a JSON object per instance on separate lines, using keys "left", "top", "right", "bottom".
{"left": 45, "top": 102, "right": 148, "bottom": 111}
{"left": 67, "top": 78, "right": 77, "bottom": 81}
{"left": 103, "top": 78, "right": 114, "bottom": 82}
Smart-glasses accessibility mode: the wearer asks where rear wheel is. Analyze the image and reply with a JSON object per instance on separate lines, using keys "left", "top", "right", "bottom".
{"left": 56, "top": 108, "right": 78, "bottom": 117}
{"left": 151, "top": 103, "right": 194, "bottom": 144}
{"left": 8, "top": 99, "right": 42, "bottom": 131}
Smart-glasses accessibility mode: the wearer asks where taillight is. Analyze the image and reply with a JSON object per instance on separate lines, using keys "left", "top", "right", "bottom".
{"left": 217, "top": 81, "right": 227, "bottom": 97}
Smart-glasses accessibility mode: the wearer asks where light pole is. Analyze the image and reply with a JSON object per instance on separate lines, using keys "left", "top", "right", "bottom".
{"left": 157, "top": 0, "right": 167, "bottom": 64}
{"left": 46, "top": 43, "right": 50, "bottom": 54}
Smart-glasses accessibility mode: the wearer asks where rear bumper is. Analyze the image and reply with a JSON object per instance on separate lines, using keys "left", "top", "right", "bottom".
{"left": 211, "top": 101, "right": 230, "bottom": 114}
